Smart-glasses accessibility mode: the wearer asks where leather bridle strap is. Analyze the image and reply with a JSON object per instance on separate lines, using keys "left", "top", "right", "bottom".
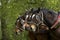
{"left": 51, "top": 14, "right": 60, "bottom": 29}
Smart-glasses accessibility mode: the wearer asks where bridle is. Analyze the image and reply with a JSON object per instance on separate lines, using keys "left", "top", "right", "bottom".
{"left": 22, "top": 10, "right": 49, "bottom": 32}
{"left": 16, "top": 8, "right": 52, "bottom": 33}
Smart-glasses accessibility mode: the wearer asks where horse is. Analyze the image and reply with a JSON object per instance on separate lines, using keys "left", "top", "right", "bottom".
{"left": 15, "top": 8, "right": 60, "bottom": 40}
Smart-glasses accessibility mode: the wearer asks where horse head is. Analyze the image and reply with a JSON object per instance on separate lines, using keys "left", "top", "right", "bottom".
{"left": 15, "top": 8, "right": 51, "bottom": 34}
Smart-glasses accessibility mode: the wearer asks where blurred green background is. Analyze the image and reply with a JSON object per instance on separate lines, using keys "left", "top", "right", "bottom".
{"left": 0, "top": 0, "right": 60, "bottom": 40}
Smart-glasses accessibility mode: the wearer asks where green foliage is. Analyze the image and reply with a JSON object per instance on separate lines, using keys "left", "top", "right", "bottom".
{"left": 0, "top": 0, "right": 60, "bottom": 40}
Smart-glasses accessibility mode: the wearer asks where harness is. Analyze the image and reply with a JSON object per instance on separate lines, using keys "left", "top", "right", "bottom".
{"left": 51, "top": 13, "right": 60, "bottom": 29}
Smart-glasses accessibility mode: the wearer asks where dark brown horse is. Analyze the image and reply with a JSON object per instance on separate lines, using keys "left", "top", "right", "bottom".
{"left": 15, "top": 8, "right": 60, "bottom": 40}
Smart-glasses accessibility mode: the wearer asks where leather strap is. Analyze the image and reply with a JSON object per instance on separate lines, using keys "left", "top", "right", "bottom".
{"left": 51, "top": 14, "right": 60, "bottom": 29}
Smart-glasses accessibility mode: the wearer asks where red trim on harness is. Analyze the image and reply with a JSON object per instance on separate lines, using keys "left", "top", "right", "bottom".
{"left": 58, "top": 15, "right": 60, "bottom": 22}
{"left": 51, "top": 15, "right": 60, "bottom": 29}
